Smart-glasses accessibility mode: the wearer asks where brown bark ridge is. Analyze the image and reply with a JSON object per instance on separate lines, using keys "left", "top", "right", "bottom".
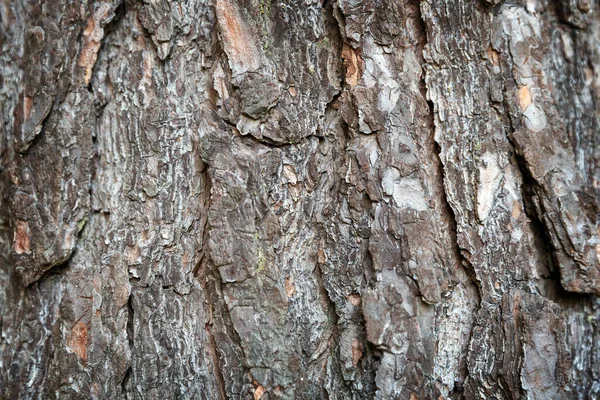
{"left": 1, "top": 0, "right": 600, "bottom": 398}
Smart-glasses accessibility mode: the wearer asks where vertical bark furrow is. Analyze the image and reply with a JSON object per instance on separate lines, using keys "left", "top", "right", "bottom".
{"left": 421, "top": 1, "right": 578, "bottom": 398}
{"left": 330, "top": 0, "right": 481, "bottom": 397}
{"left": 493, "top": 4, "right": 600, "bottom": 296}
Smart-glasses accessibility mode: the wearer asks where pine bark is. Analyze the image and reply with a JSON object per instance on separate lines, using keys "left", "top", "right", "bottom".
{"left": 1, "top": 0, "right": 600, "bottom": 398}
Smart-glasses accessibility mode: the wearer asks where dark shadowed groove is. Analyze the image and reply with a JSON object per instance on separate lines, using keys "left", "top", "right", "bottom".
{"left": 121, "top": 292, "right": 134, "bottom": 395}
{"left": 417, "top": 0, "right": 482, "bottom": 306}
{"left": 201, "top": 255, "right": 251, "bottom": 397}
{"left": 198, "top": 161, "right": 228, "bottom": 400}
{"left": 90, "top": 0, "right": 126, "bottom": 94}
{"left": 506, "top": 132, "right": 563, "bottom": 293}
{"left": 417, "top": 4, "right": 482, "bottom": 396}
{"left": 206, "top": 318, "right": 228, "bottom": 400}
{"left": 430, "top": 118, "right": 482, "bottom": 301}
{"left": 15, "top": 101, "right": 51, "bottom": 155}
{"left": 502, "top": 94, "right": 596, "bottom": 306}
{"left": 492, "top": 9, "right": 600, "bottom": 397}
{"left": 426, "top": 79, "right": 483, "bottom": 400}
{"left": 496, "top": 37, "right": 574, "bottom": 302}
{"left": 549, "top": 0, "right": 587, "bottom": 29}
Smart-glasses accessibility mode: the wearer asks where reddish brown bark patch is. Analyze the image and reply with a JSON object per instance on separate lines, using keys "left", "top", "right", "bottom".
{"left": 68, "top": 321, "right": 89, "bottom": 363}
{"left": 13, "top": 220, "right": 30, "bottom": 254}
{"left": 518, "top": 86, "right": 532, "bottom": 110}
{"left": 341, "top": 44, "right": 363, "bottom": 86}
{"left": 347, "top": 293, "right": 361, "bottom": 306}
{"left": 284, "top": 276, "right": 296, "bottom": 298}
{"left": 78, "top": 3, "right": 111, "bottom": 85}
{"left": 23, "top": 95, "right": 33, "bottom": 121}
{"left": 253, "top": 383, "right": 265, "bottom": 399}
{"left": 351, "top": 338, "right": 363, "bottom": 367}
{"left": 317, "top": 247, "right": 326, "bottom": 264}
{"left": 215, "top": 0, "right": 259, "bottom": 73}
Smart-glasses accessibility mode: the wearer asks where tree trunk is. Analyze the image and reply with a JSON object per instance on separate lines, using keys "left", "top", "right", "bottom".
{"left": 2, "top": 0, "right": 600, "bottom": 398}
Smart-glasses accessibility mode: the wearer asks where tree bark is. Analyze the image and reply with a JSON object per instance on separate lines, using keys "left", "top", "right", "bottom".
{"left": 1, "top": 0, "right": 600, "bottom": 398}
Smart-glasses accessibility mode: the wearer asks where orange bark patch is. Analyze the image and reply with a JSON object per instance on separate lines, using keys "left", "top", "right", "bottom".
{"left": 518, "top": 86, "right": 532, "bottom": 110}
{"left": 283, "top": 164, "right": 297, "bottom": 185}
{"left": 317, "top": 247, "right": 327, "bottom": 264}
{"left": 511, "top": 201, "right": 522, "bottom": 220}
{"left": 13, "top": 220, "right": 30, "bottom": 254}
{"left": 79, "top": 17, "right": 100, "bottom": 85}
{"left": 68, "top": 321, "right": 89, "bottom": 363}
{"left": 487, "top": 45, "right": 499, "bottom": 66}
{"left": 253, "top": 384, "right": 265, "bottom": 400}
{"left": 284, "top": 276, "right": 296, "bottom": 298}
{"left": 347, "top": 293, "right": 361, "bottom": 306}
{"left": 127, "top": 245, "right": 140, "bottom": 265}
{"left": 351, "top": 338, "right": 363, "bottom": 367}
{"left": 78, "top": 4, "right": 111, "bottom": 85}
{"left": 24, "top": 95, "right": 33, "bottom": 121}
{"left": 341, "top": 44, "right": 363, "bottom": 86}
{"left": 215, "top": 0, "right": 259, "bottom": 73}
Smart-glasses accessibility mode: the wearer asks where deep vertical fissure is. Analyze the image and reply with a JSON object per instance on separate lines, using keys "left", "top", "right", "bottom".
{"left": 417, "top": 3, "right": 483, "bottom": 394}
{"left": 197, "top": 161, "right": 229, "bottom": 400}
{"left": 121, "top": 292, "right": 134, "bottom": 395}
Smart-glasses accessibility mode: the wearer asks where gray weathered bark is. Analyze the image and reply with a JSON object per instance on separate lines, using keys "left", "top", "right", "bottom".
{"left": 2, "top": 0, "right": 600, "bottom": 398}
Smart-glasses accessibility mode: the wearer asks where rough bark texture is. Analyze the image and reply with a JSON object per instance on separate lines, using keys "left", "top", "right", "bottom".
{"left": 2, "top": 0, "right": 600, "bottom": 398}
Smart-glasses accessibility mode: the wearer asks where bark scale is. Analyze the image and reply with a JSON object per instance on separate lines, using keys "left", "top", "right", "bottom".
{"left": 1, "top": 0, "right": 600, "bottom": 399}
